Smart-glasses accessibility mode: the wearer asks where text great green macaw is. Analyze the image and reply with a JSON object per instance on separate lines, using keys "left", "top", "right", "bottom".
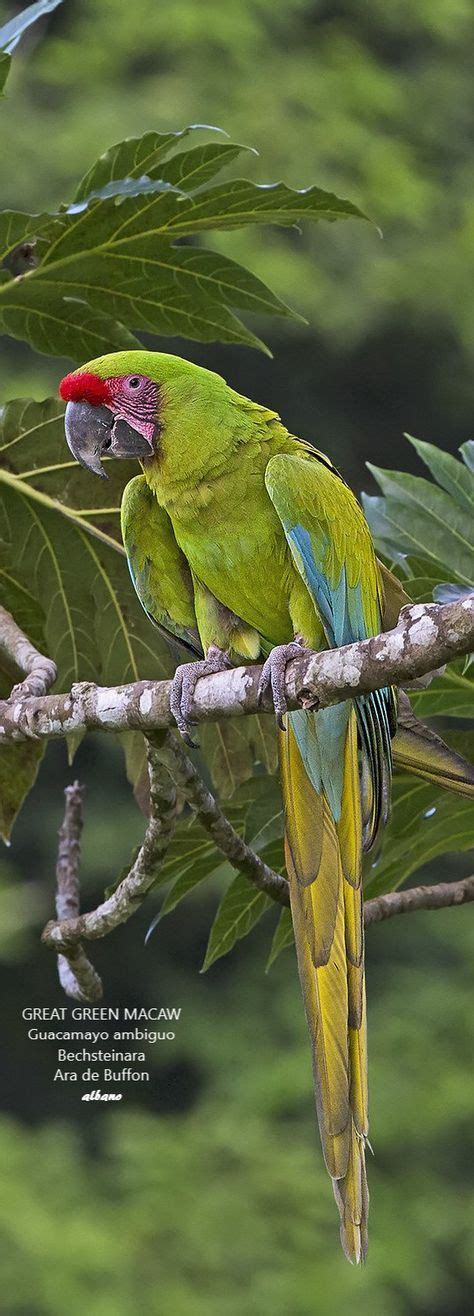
{"left": 60, "top": 351, "right": 474, "bottom": 1263}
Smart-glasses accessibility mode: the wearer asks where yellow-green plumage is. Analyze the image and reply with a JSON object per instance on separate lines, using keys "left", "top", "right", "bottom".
{"left": 73, "top": 350, "right": 474, "bottom": 1263}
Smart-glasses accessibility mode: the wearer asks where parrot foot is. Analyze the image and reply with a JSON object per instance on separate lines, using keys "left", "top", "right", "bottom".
{"left": 257, "top": 640, "right": 306, "bottom": 730}
{"left": 170, "top": 645, "right": 232, "bottom": 744}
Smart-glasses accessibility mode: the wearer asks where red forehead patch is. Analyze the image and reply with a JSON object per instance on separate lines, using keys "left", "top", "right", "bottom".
{"left": 59, "top": 372, "right": 112, "bottom": 406}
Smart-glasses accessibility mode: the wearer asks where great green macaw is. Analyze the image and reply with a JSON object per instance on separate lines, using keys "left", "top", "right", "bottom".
{"left": 60, "top": 351, "right": 474, "bottom": 1263}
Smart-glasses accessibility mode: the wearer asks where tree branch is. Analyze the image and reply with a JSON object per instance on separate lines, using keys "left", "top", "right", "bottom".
{"left": 42, "top": 738, "right": 177, "bottom": 993}
{"left": 0, "top": 594, "right": 472, "bottom": 743}
{"left": 0, "top": 605, "right": 57, "bottom": 700}
{"left": 364, "top": 874, "right": 474, "bottom": 925}
{"left": 143, "top": 740, "right": 474, "bottom": 926}
{"left": 2, "top": 594, "right": 472, "bottom": 998}
{"left": 54, "top": 781, "right": 103, "bottom": 1003}
{"left": 150, "top": 731, "right": 289, "bottom": 905}
{"left": 42, "top": 728, "right": 474, "bottom": 1004}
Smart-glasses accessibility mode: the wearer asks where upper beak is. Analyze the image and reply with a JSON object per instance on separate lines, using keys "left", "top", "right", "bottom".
{"left": 64, "top": 401, "right": 154, "bottom": 478}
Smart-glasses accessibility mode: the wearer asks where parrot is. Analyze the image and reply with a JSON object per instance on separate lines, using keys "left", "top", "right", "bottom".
{"left": 60, "top": 350, "right": 474, "bottom": 1263}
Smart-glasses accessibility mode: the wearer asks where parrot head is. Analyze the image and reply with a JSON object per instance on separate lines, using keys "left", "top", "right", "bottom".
{"left": 59, "top": 350, "right": 228, "bottom": 479}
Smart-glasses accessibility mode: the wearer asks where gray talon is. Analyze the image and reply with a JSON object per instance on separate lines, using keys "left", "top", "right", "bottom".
{"left": 170, "top": 647, "right": 231, "bottom": 741}
{"left": 257, "top": 641, "right": 306, "bottom": 728}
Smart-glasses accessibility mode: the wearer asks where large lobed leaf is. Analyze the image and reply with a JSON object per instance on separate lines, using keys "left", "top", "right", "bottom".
{"left": 364, "top": 434, "right": 474, "bottom": 582}
{"left": 0, "top": 396, "right": 132, "bottom": 547}
{"left": 364, "top": 436, "right": 474, "bottom": 720}
{"left": 0, "top": 125, "right": 369, "bottom": 359}
{"left": 0, "top": 396, "right": 172, "bottom": 830}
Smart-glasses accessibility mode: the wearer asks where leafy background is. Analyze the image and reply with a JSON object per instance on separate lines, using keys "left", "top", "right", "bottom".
{"left": 0, "top": 3, "right": 473, "bottom": 1313}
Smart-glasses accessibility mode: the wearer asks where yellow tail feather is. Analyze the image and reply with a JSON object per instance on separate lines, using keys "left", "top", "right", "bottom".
{"left": 279, "top": 712, "right": 369, "bottom": 1263}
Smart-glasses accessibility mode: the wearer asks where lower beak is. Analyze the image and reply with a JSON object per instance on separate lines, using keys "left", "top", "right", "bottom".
{"left": 64, "top": 401, "right": 154, "bottom": 478}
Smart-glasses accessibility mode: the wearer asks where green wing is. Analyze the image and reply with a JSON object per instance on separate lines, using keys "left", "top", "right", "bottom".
{"left": 121, "top": 475, "right": 202, "bottom": 657}
{"left": 266, "top": 447, "right": 383, "bottom": 641}
{"left": 265, "top": 449, "right": 396, "bottom": 845}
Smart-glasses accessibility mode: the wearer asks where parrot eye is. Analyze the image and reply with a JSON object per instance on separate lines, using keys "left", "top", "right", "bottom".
{"left": 128, "top": 377, "right": 141, "bottom": 389}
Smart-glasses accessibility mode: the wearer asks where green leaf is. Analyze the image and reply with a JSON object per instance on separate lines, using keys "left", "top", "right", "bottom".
{"left": 151, "top": 177, "right": 370, "bottom": 236}
{"left": 0, "top": 486, "right": 99, "bottom": 690}
{"left": 199, "top": 721, "right": 255, "bottom": 798}
{"left": 160, "top": 853, "right": 235, "bottom": 920}
{"left": 406, "top": 435, "right": 474, "bottom": 517}
{"left": 72, "top": 135, "right": 251, "bottom": 212}
{"left": 257, "top": 836, "right": 285, "bottom": 873}
{"left": 266, "top": 907, "right": 294, "bottom": 971}
{"left": 0, "top": 398, "right": 171, "bottom": 787}
{"left": 0, "top": 579, "right": 47, "bottom": 841}
{"left": 246, "top": 715, "right": 279, "bottom": 778}
{"left": 363, "top": 437, "right": 474, "bottom": 783}
{"left": 0, "top": 52, "right": 10, "bottom": 93}
{"left": 365, "top": 466, "right": 474, "bottom": 585}
{"left": 199, "top": 715, "right": 278, "bottom": 798}
{"left": 403, "top": 575, "right": 448, "bottom": 603}
{"left": 460, "top": 440, "right": 474, "bottom": 474}
{"left": 0, "top": 654, "right": 45, "bottom": 842}
{"left": 0, "top": 397, "right": 133, "bottom": 546}
{"left": 72, "top": 126, "right": 220, "bottom": 204}
{"left": 0, "top": 479, "right": 171, "bottom": 780}
{"left": 0, "top": 283, "right": 140, "bottom": 362}
{"left": 388, "top": 556, "right": 450, "bottom": 604}
{"left": 158, "top": 141, "right": 257, "bottom": 193}
{"left": 364, "top": 774, "right": 474, "bottom": 901}
{"left": 0, "top": 0, "right": 64, "bottom": 54}
{"left": 201, "top": 873, "right": 272, "bottom": 971}
{"left": 70, "top": 178, "right": 180, "bottom": 208}
{"left": 244, "top": 777, "right": 283, "bottom": 847}
{"left": 154, "top": 825, "right": 219, "bottom": 894}
{"left": 0, "top": 734, "right": 44, "bottom": 843}
{"left": 5, "top": 243, "right": 298, "bottom": 356}
{"left": 0, "top": 130, "right": 368, "bottom": 358}
{"left": 0, "top": 212, "right": 53, "bottom": 265}
{"left": 408, "top": 662, "right": 474, "bottom": 719}
{"left": 153, "top": 776, "right": 282, "bottom": 922}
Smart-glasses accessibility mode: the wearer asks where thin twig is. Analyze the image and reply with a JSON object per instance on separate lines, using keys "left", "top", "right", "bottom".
{"left": 0, "top": 605, "right": 57, "bottom": 700}
{"left": 45, "top": 736, "right": 474, "bottom": 996}
{"left": 54, "top": 782, "right": 102, "bottom": 1003}
{"left": 151, "top": 738, "right": 474, "bottom": 925}
{"left": 150, "top": 731, "right": 290, "bottom": 905}
{"left": 42, "top": 737, "right": 177, "bottom": 974}
{"left": 364, "top": 874, "right": 474, "bottom": 925}
{"left": 0, "top": 593, "right": 472, "bottom": 743}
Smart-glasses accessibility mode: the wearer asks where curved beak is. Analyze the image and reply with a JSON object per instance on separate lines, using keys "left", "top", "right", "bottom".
{"left": 65, "top": 401, "right": 154, "bottom": 478}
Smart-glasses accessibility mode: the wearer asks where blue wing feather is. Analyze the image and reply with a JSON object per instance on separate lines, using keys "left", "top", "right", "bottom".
{"left": 266, "top": 453, "right": 396, "bottom": 843}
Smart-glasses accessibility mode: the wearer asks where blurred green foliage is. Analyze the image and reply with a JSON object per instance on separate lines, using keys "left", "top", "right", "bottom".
{"left": 1, "top": 776, "right": 473, "bottom": 1316}
{"left": 2, "top": 0, "right": 474, "bottom": 358}
{"left": 0, "top": 3, "right": 473, "bottom": 1313}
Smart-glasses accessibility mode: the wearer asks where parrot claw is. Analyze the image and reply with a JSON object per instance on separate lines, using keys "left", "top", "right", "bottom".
{"left": 170, "top": 646, "right": 232, "bottom": 742}
{"left": 257, "top": 640, "right": 306, "bottom": 729}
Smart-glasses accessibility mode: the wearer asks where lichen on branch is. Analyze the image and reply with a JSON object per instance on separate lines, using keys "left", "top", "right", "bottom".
{"left": 0, "top": 594, "right": 472, "bottom": 743}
